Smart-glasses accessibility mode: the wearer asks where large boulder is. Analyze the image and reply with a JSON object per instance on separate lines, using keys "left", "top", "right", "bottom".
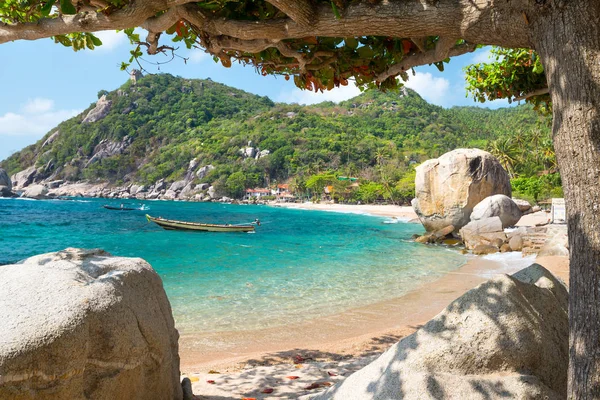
{"left": 412, "top": 149, "right": 511, "bottom": 232}
{"left": 11, "top": 166, "right": 37, "bottom": 189}
{"left": 22, "top": 184, "right": 48, "bottom": 199}
{"left": 196, "top": 165, "right": 215, "bottom": 180}
{"left": 0, "top": 167, "right": 13, "bottom": 197}
{"left": 82, "top": 94, "right": 112, "bottom": 123}
{"left": 316, "top": 264, "right": 568, "bottom": 400}
{"left": 459, "top": 217, "right": 505, "bottom": 250}
{"left": 0, "top": 248, "right": 182, "bottom": 400}
{"left": 169, "top": 180, "right": 187, "bottom": 192}
{"left": 471, "top": 194, "right": 523, "bottom": 228}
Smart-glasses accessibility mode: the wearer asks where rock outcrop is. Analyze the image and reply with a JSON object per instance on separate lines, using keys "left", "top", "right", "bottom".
{"left": 197, "top": 165, "right": 215, "bottom": 180}
{"left": 470, "top": 194, "right": 523, "bottom": 228}
{"left": 82, "top": 95, "right": 112, "bottom": 123}
{"left": 85, "top": 136, "right": 132, "bottom": 167}
{"left": 459, "top": 217, "right": 505, "bottom": 250}
{"left": 22, "top": 184, "right": 49, "bottom": 199}
{"left": 0, "top": 167, "right": 14, "bottom": 197}
{"left": 412, "top": 149, "right": 511, "bottom": 232}
{"left": 41, "top": 131, "right": 59, "bottom": 148}
{"left": 11, "top": 166, "right": 37, "bottom": 189}
{"left": 0, "top": 248, "right": 182, "bottom": 400}
{"left": 316, "top": 264, "right": 568, "bottom": 400}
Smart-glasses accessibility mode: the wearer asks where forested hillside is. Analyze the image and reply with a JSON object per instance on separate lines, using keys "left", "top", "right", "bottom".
{"left": 1, "top": 73, "right": 556, "bottom": 202}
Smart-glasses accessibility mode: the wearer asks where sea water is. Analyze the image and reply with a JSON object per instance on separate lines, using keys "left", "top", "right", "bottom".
{"left": 0, "top": 198, "right": 467, "bottom": 334}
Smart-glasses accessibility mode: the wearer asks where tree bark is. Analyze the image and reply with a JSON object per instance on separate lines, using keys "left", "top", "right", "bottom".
{"left": 534, "top": 2, "right": 600, "bottom": 398}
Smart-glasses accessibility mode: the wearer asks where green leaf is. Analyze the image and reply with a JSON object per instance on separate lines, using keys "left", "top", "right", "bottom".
{"left": 40, "top": 0, "right": 55, "bottom": 16}
{"left": 59, "top": 0, "right": 76, "bottom": 15}
{"left": 357, "top": 46, "right": 374, "bottom": 59}
{"left": 331, "top": 2, "right": 340, "bottom": 19}
{"left": 345, "top": 38, "right": 359, "bottom": 49}
{"left": 89, "top": 34, "right": 102, "bottom": 47}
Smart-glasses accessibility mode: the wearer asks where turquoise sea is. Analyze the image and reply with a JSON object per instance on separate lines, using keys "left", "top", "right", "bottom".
{"left": 0, "top": 198, "right": 467, "bottom": 335}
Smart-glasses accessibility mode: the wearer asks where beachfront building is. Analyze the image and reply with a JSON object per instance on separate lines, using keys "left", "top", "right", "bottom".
{"left": 244, "top": 188, "right": 271, "bottom": 200}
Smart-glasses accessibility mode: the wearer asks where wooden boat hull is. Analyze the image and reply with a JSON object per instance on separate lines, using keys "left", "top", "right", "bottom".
{"left": 104, "top": 205, "right": 137, "bottom": 211}
{"left": 146, "top": 215, "right": 255, "bottom": 232}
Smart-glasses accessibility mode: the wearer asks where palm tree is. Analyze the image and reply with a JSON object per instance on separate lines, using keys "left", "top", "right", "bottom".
{"left": 487, "top": 137, "right": 518, "bottom": 178}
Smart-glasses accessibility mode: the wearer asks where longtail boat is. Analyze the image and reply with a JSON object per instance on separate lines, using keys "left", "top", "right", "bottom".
{"left": 146, "top": 214, "right": 258, "bottom": 232}
{"left": 104, "top": 205, "right": 137, "bottom": 211}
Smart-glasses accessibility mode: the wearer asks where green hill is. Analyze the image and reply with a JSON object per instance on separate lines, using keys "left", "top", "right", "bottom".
{"left": 1, "top": 73, "right": 554, "bottom": 202}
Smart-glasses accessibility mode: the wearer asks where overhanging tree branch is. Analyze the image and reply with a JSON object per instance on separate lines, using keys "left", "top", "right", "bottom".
{"left": 376, "top": 42, "right": 476, "bottom": 82}
{"left": 264, "top": 0, "right": 314, "bottom": 26}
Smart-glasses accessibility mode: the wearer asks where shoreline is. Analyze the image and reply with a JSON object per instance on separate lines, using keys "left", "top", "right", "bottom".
{"left": 270, "top": 202, "right": 420, "bottom": 220}
{"left": 180, "top": 252, "right": 561, "bottom": 373}
{"left": 183, "top": 254, "right": 569, "bottom": 398}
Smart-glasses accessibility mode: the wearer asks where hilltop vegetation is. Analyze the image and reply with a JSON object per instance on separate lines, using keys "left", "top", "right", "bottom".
{"left": 1, "top": 74, "right": 557, "bottom": 203}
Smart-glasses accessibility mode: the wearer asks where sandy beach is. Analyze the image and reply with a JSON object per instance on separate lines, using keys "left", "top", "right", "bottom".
{"left": 270, "top": 202, "right": 420, "bottom": 220}
{"left": 180, "top": 202, "right": 566, "bottom": 399}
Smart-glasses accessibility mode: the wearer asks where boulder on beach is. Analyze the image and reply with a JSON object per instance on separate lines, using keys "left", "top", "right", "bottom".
{"left": 22, "top": 184, "right": 48, "bottom": 199}
{"left": 471, "top": 194, "right": 523, "bottom": 228}
{"left": 513, "top": 198, "right": 532, "bottom": 213}
{"left": 316, "top": 264, "right": 568, "bottom": 400}
{"left": 459, "top": 216, "right": 506, "bottom": 250}
{"left": 0, "top": 248, "right": 182, "bottom": 400}
{"left": 412, "top": 149, "right": 511, "bottom": 233}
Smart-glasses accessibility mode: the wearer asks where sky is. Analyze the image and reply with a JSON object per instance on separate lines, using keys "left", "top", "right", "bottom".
{"left": 0, "top": 31, "right": 506, "bottom": 161}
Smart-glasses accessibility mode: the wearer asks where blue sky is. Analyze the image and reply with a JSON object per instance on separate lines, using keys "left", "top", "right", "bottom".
{"left": 0, "top": 31, "right": 504, "bottom": 161}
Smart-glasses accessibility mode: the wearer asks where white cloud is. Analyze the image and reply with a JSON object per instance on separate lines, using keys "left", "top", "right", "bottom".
{"left": 23, "top": 98, "right": 54, "bottom": 114}
{"left": 188, "top": 49, "right": 209, "bottom": 64}
{"left": 402, "top": 72, "right": 450, "bottom": 105}
{"left": 471, "top": 48, "right": 493, "bottom": 64}
{"left": 278, "top": 84, "right": 362, "bottom": 105}
{"left": 0, "top": 99, "right": 81, "bottom": 137}
{"left": 94, "top": 30, "right": 128, "bottom": 51}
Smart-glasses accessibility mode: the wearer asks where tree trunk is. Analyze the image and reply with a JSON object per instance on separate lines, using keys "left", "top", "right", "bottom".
{"left": 535, "top": 2, "right": 600, "bottom": 398}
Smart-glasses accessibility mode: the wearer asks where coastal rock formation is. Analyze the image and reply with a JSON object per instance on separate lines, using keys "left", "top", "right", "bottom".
{"left": 82, "top": 94, "right": 112, "bottom": 123}
{"left": 513, "top": 198, "right": 532, "bottom": 213}
{"left": 316, "top": 264, "right": 568, "bottom": 400}
{"left": 42, "top": 130, "right": 60, "bottom": 148}
{"left": 85, "top": 136, "right": 132, "bottom": 167}
{"left": 0, "top": 167, "right": 14, "bottom": 197}
{"left": 196, "top": 165, "right": 215, "bottom": 180}
{"left": 0, "top": 248, "right": 182, "bottom": 400}
{"left": 11, "top": 166, "right": 37, "bottom": 189}
{"left": 169, "top": 180, "right": 187, "bottom": 192}
{"left": 185, "top": 158, "right": 199, "bottom": 181}
{"left": 471, "top": 194, "right": 523, "bottom": 228}
{"left": 459, "top": 217, "right": 505, "bottom": 250}
{"left": 412, "top": 149, "right": 511, "bottom": 232}
{"left": 22, "top": 184, "right": 49, "bottom": 199}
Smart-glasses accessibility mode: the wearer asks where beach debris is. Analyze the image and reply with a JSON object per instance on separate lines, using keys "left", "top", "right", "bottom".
{"left": 286, "top": 376, "right": 300, "bottom": 380}
{"left": 293, "top": 354, "right": 312, "bottom": 363}
{"left": 327, "top": 371, "right": 338, "bottom": 376}
{"left": 261, "top": 388, "right": 274, "bottom": 393}
{"left": 295, "top": 364, "right": 303, "bottom": 368}
{"left": 304, "top": 382, "right": 332, "bottom": 390}
{"left": 207, "top": 380, "right": 216, "bottom": 384}
{"left": 189, "top": 376, "right": 200, "bottom": 382}
{"left": 241, "top": 398, "right": 257, "bottom": 400}
{"left": 208, "top": 370, "right": 220, "bottom": 374}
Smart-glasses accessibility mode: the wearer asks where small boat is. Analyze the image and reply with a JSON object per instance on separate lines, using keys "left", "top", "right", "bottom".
{"left": 146, "top": 214, "right": 258, "bottom": 232}
{"left": 103, "top": 204, "right": 149, "bottom": 211}
{"left": 104, "top": 205, "right": 138, "bottom": 211}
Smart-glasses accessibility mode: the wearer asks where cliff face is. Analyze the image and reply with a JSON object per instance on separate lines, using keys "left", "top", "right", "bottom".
{"left": 0, "top": 73, "right": 546, "bottom": 198}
